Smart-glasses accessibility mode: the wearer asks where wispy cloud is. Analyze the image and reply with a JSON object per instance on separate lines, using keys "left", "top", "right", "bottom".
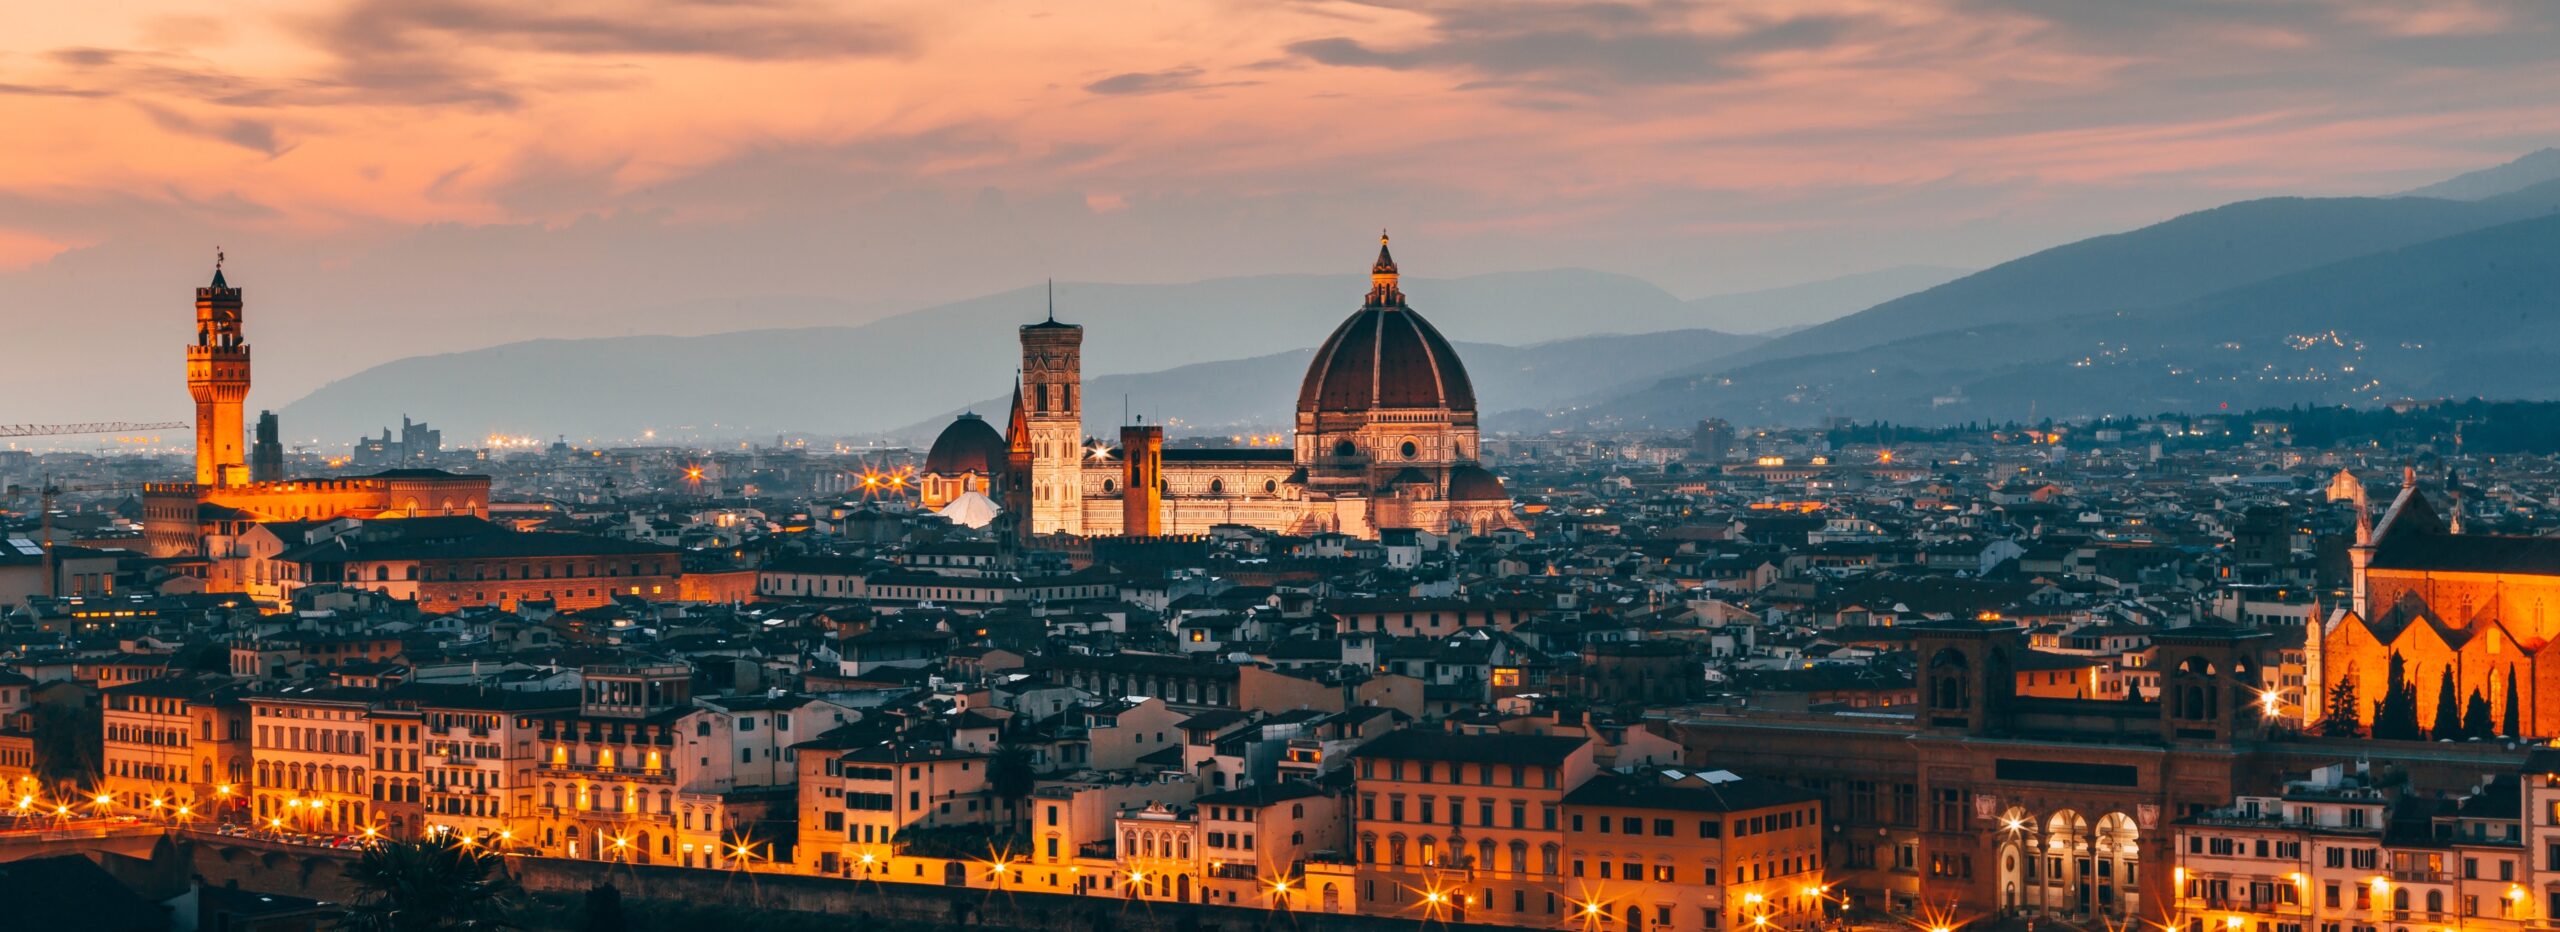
{"left": 1084, "top": 66, "right": 1256, "bottom": 96}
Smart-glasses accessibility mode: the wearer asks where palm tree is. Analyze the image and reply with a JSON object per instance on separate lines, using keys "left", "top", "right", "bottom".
{"left": 342, "top": 837, "right": 519, "bottom": 931}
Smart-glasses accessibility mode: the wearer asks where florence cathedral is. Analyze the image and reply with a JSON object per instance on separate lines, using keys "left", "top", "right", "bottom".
{"left": 917, "top": 235, "right": 1520, "bottom": 540}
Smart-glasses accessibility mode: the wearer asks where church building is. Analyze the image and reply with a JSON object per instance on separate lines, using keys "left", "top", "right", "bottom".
{"left": 919, "top": 235, "right": 1520, "bottom": 540}
{"left": 2308, "top": 468, "right": 2560, "bottom": 738}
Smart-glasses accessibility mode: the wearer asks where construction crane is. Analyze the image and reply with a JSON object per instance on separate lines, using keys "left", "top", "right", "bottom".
{"left": 0, "top": 421, "right": 189, "bottom": 438}
{"left": 3, "top": 479, "right": 150, "bottom": 599}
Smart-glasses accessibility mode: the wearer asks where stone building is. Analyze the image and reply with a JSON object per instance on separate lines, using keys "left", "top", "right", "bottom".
{"left": 2309, "top": 473, "right": 2560, "bottom": 738}
{"left": 919, "top": 235, "right": 1520, "bottom": 541}
{"left": 146, "top": 264, "right": 490, "bottom": 558}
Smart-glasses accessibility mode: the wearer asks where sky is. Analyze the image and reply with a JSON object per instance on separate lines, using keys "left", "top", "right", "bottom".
{"left": 2, "top": 0, "right": 2557, "bottom": 427}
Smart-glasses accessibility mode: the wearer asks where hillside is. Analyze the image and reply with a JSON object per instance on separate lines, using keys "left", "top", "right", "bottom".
{"left": 1589, "top": 212, "right": 2560, "bottom": 427}
{"left": 2402, "top": 148, "right": 2560, "bottom": 200}
{"left": 1710, "top": 181, "right": 2560, "bottom": 371}
{"left": 1679, "top": 265, "right": 1968, "bottom": 334}
{"left": 281, "top": 303, "right": 1764, "bottom": 442}
{"left": 277, "top": 266, "right": 1718, "bottom": 441}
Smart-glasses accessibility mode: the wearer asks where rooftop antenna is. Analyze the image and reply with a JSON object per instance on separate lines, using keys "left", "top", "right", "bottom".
{"left": 1046, "top": 278, "right": 1054, "bottom": 323}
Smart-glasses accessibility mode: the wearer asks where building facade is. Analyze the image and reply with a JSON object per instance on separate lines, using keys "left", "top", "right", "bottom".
{"left": 919, "top": 235, "right": 1521, "bottom": 541}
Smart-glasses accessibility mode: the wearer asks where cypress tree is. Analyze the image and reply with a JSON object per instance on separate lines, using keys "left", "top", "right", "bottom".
{"left": 2372, "top": 651, "right": 2421, "bottom": 740}
{"left": 2431, "top": 667, "right": 2463, "bottom": 739}
{"left": 2322, "top": 664, "right": 2361, "bottom": 737}
{"left": 2462, "top": 688, "right": 2494, "bottom": 740}
{"left": 2506, "top": 667, "right": 2524, "bottom": 737}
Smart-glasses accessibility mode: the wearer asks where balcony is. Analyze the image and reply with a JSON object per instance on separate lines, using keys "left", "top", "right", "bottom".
{"left": 535, "top": 762, "right": 672, "bottom": 782}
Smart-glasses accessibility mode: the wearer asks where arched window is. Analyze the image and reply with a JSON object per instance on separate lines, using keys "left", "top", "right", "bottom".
{"left": 1334, "top": 440, "right": 1357, "bottom": 457}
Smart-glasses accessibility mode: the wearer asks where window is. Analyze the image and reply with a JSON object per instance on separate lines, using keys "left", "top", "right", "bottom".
{"left": 1931, "top": 788, "right": 1965, "bottom": 832}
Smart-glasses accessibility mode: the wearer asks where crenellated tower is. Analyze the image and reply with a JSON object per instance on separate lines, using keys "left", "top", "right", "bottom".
{"left": 1019, "top": 289, "right": 1085, "bottom": 537}
{"left": 188, "top": 260, "right": 251, "bottom": 487}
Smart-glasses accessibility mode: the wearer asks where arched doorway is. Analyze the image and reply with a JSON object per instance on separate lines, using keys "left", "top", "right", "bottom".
{"left": 1995, "top": 805, "right": 2032, "bottom": 910}
{"left": 2091, "top": 812, "right": 2141, "bottom": 918}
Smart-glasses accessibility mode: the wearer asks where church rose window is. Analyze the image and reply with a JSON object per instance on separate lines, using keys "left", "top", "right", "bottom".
{"left": 1401, "top": 441, "right": 1418, "bottom": 459}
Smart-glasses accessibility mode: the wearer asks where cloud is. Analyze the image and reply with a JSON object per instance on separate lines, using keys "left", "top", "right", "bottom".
{"left": 1286, "top": 3, "right": 1854, "bottom": 89}
{"left": 133, "top": 102, "right": 288, "bottom": 155}
{"left": 1083, "top": 66, "right": 1256, "bottom": 96}
{"left": 0, "top": 82, "right": 107, "bottom": 98}
{"left": 319, "top": 0, "right": 915, "bottom": 61}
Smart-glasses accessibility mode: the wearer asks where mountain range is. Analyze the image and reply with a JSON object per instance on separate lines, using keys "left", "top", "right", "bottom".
{"left": 281, "top": 149, "right": 2560, "bottom": 440}
{"left": 277, "top": 268, "right": 1838, "bottom": 441}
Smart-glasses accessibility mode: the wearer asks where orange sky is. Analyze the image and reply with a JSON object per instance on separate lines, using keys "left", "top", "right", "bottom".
{"left": 1, "top": 0, "right": 2556, "bottom": 419}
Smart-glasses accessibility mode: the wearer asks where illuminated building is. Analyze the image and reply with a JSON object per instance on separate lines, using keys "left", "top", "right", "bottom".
{"left": 99, "top": 675, "right": 249, "bottom": 814}
{"left": 144, "top": 264, "right": 492, "bottom": 559}
{"left": 1349, "top": 729, "right": 1597, "bottom": 924}
{"left": 188, "top": 263, "right": 251, "bottom": 488}
{"left": 2307, "top": 472, "right": 2560, "bottom": 737}
{"left": 232, "top": 515, "right": 684, "bottom": 612}
{"left": 409, "top": 685, "right": 575, "bottom": 842}
{"left": 524, "top": 665, "right": 777, "bottom": 867}
{"left": 796, "top": 739, "right": 996, "bottom": 877}
{"left": 921, "top": 235, "right": 1521, "bottom": 541}
{"left": 1663, "top": 621, "right": 2284, "bottom": 920}
{"left": 246, "top": 689, "right": 374, "bottom": 833}
{"left": 1560, "top": 770, "right": 1827, "bottom": 932}
{"left": 2170, "top": 760, "right": 2532, "bottom": 932}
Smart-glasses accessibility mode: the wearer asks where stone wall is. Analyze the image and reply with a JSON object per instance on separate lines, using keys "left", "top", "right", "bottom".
{"left": 511, "top": 857, "right": 1499, "bottom": 932}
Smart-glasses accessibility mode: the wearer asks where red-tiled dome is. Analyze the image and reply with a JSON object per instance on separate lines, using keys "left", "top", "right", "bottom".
{"left": 924, "top": 413, "right": 1008, "bottom": 476}
{"left": 1297, "top": 302, "right": 1476, "bottom": 415}
{"left": 1446, "top": 464, "right": 1507, "bottom": 500}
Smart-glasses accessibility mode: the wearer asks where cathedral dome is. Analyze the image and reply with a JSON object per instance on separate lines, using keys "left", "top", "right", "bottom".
{"left": 1446, "top": 464, "right": 1508, "bottom": 501}
{"left": 1296, "top": 235, "right": 1477, "bottom": 417}
{"left": 924, "top": 413, "right": 1007, "bottom": 476}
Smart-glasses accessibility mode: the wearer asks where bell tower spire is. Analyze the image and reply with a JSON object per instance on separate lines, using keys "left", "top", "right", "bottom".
{"left": 188, "top": 250, "right": 251, "bottom": 487}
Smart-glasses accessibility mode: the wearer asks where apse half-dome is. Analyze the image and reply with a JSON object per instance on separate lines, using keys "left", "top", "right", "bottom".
{"left": 924, "top": 413, "right": 1007, "bottom": 475}
{"left": 1295, "top": 235, "right": 1477, "bottom": 419}
{"left": 1446, "top": 464, "right": 1508, "bottom": 501}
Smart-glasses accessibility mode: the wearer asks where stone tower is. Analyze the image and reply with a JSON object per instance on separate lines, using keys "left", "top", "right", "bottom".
{"left": 250, "top": 410, "right": 284, "bottom": 483}
{"left": 1120, "top": 423, "right": 1163, "bottom": 538}
{"left": 1020, "top": 299, "right": 1085, "bottom": 537}
{"left": 188, "top": 262, "right": 251, "bottom": 487}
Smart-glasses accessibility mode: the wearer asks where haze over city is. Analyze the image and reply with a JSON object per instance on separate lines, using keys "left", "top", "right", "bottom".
{"left": 4, "top": 0, "right": 2559, "bottom": 433}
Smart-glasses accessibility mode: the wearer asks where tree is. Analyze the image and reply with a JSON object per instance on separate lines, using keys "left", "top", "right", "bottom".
{"left": 2371, "top": 652, "right": 2422, "bottom": 741}
{"left": 2321, "top": 664, "right": 2362, "bottom": 737}
{"left": 2462, "top": 688, "right": 2494, "bottom": 740}
{"left": 2430, "top": 668, "right": 2463, "bottom": 740}
{"left": 2505, "top": 667, "right": 2523, "bottom": 737}
{"left": 29, "top": 702, "right": 101, "bottom": 787}
{"left": 580, "top": 884, "right": 628, "bottom": 932}
{"left": 991, "top": 743, "right": 1036, "bottom": 795}
{"left": 342, "top": 838, "right": 518, "bottom": 931}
